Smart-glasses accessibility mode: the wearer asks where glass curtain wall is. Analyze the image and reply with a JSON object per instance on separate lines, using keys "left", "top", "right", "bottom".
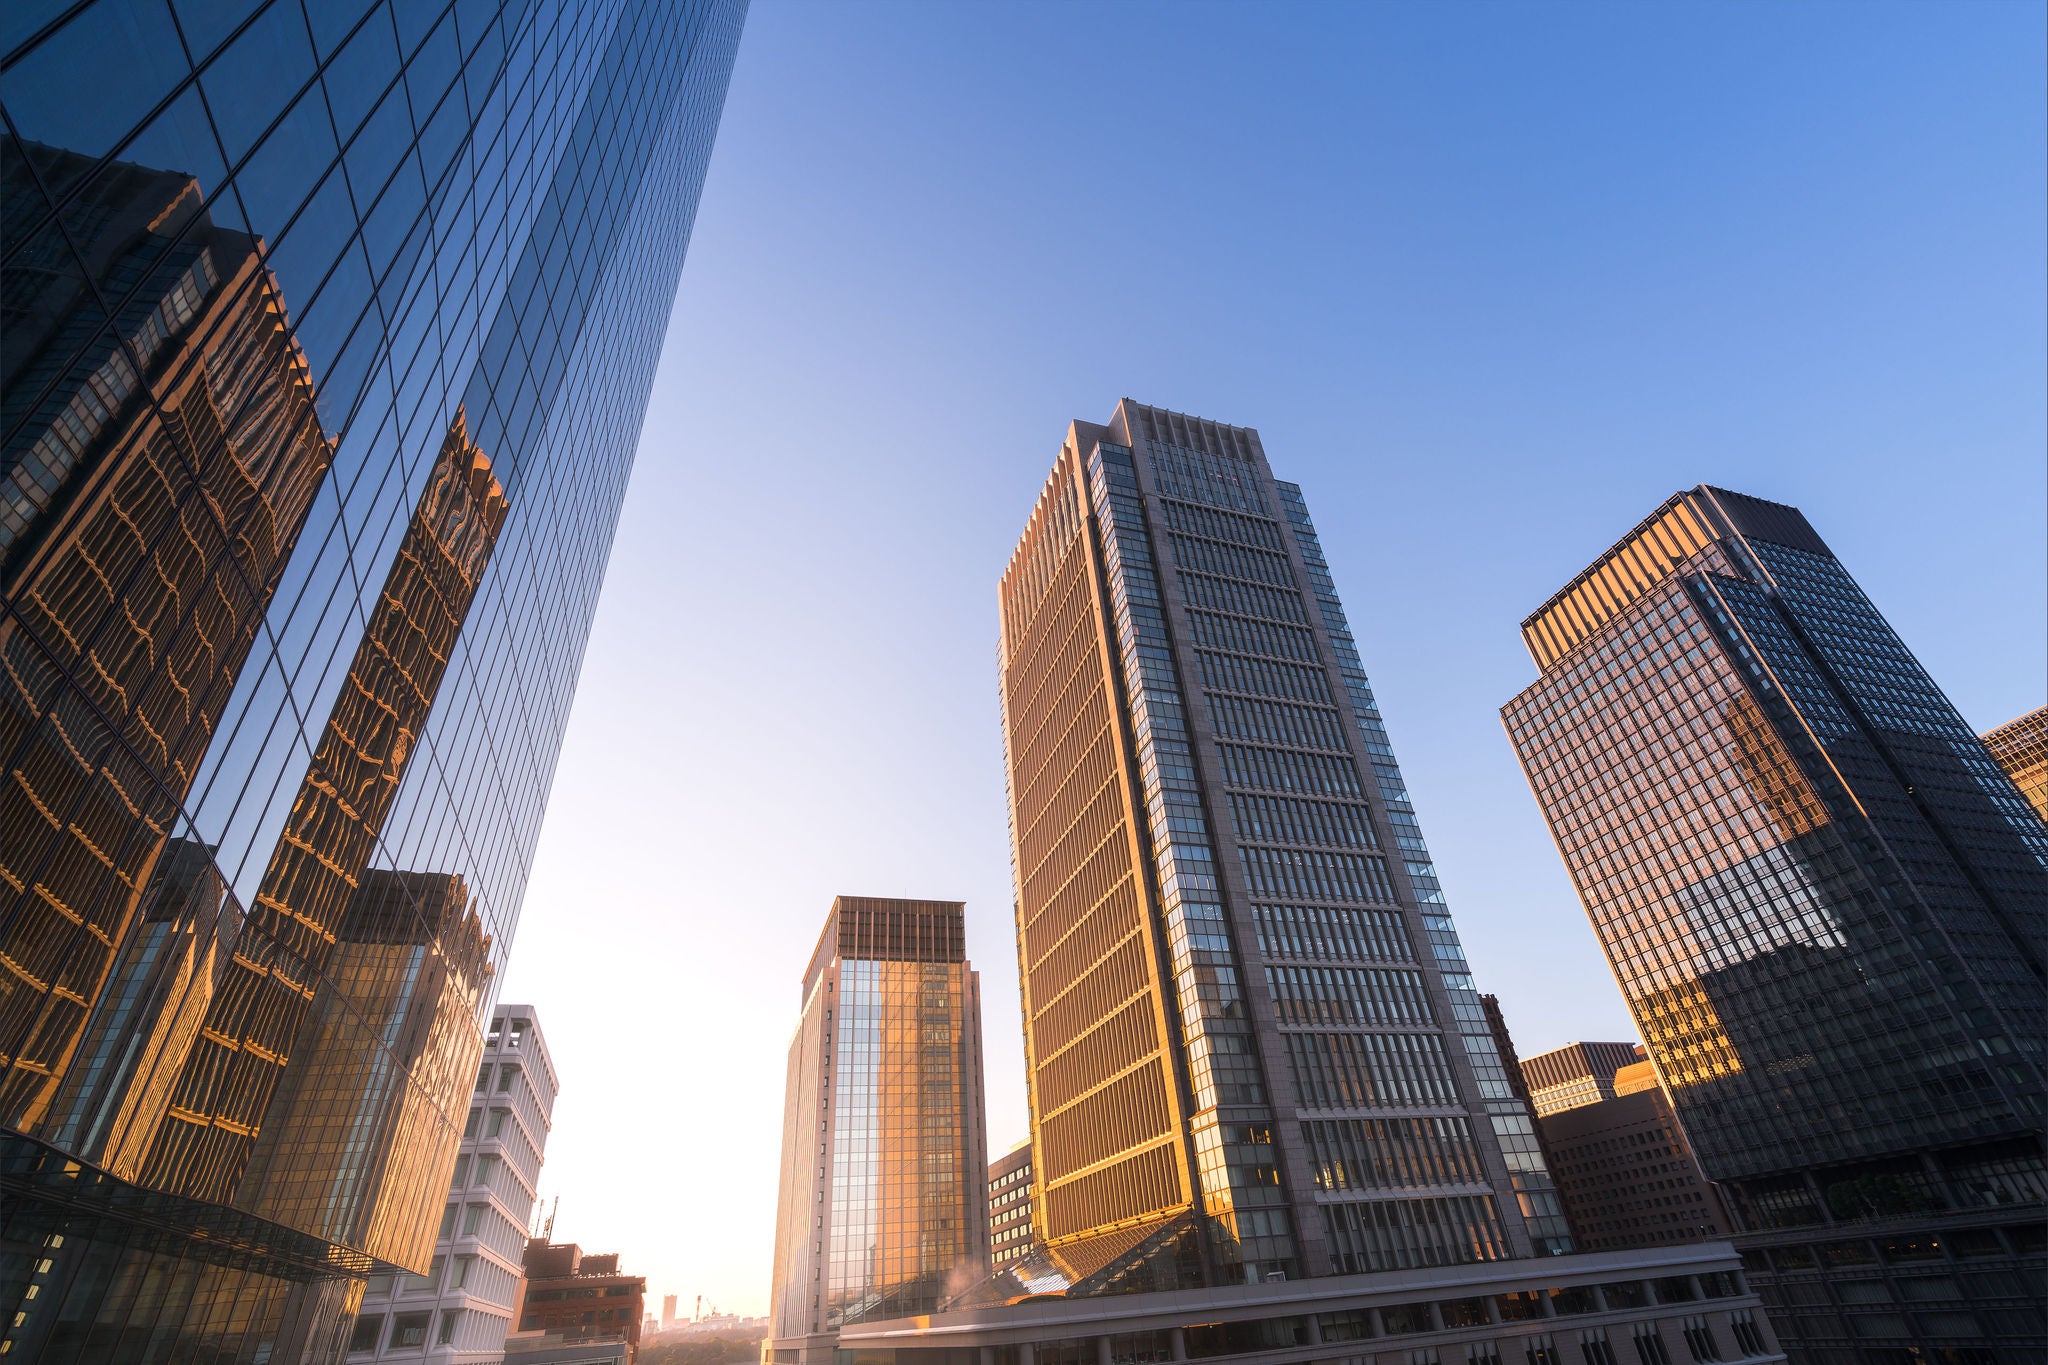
{"left": 0, "top": 1, "right": 745, "bottom": 1359}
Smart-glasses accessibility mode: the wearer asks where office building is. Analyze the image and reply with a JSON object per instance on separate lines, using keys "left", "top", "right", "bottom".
{"left": 1539, "top": 1057, "right": 1736, "bottom": 1253}
{"left": 0, "top": 2, "right": 745, "bottom": 1358}
{"left": 1502, "top": 486, "right": 2047, "bottom": 1360}
{"left": 989, "top": 1142, "right": 1039, "bottom": 1269}
{"left": 767, "top": 898, "right": 989, "bottom": 1365}
{"left": 516, "top": 1242, "right": 646, "bottom": 1363}
{"left": 352, "top": 1006, "right": 559, "bottom": 1362}
{"left": 1518, "top": 1041, "right": 1644, "bottom": 1118}
{"left": 663, "top": 1295, "right": 680, "bottom": 1331}
{"left": 994, "top": 401, "right": 1570, "bottom": 1293}
{"left": 1982, "top": 707, "right": 2048, "bottom": 824}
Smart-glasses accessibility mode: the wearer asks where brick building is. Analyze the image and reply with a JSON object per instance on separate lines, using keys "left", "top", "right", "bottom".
{"left": 516, "top": 1241, "right": 647, "bottom": 1363}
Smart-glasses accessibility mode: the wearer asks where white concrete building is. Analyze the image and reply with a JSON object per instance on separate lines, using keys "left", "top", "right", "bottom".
{"left": 351, "top": 1005, "right": 560, "bottom": 1363}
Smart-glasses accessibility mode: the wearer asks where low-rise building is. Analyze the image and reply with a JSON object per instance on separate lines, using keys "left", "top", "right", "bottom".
{"left": 1542, "top": 1062, "right": 1736, "bottom": 1252}
{"left": 351, "top": 1005, "right": 560, "bottom": 1362}
{"left": 829, "top": 1243, "right": 1779, "bottom": 1365}
{"left": 988, "top": 1142, "right": 1038, "bottom": 1270}
{"left": 517, "top": 1241, "right": 648, "bottom": 1363}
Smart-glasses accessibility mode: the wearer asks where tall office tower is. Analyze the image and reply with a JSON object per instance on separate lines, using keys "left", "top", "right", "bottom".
{"left": 352, "top": 1005, "right": 558, "bottom": 1362}
{"left": 0, "top": 2, "right": 745, "bottom": 1359}
{"left": 1502, "top": 486, "right": 2047, "bottom": 1360}
{"left": 768, "top": 899, "right": 988, "bottom": 1365}
{"left": 988, "top": 1142, "right": 1039, "bottom": 1269}
{"left": 995, "top": 401, "right": 1569, "bottom": 1294}
{"left": 663, "top": 1294, "right": 679, "bottom": 1331}
{"left": 1517, "top": 1041, "right": 1643, "bottom": 1118}
{"left": 1982, "top": 707, "right": 2048, "bottom": 823}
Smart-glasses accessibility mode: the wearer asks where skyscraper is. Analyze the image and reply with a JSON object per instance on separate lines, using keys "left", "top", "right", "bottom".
{"left": 1502, "top": 486, "right": 2046, "bottom": 1360}
{"left": 0, "top": 2, "right": 745, "bottom": 1358}
{"left": 995, "top": 400, "right": 1570, "bottom": 1293}
{"left": 1982, "top": 706, "right": 2048, "bottom": 824}
{"left": 768, "top": 898, "right": 988, "bottom": 1365}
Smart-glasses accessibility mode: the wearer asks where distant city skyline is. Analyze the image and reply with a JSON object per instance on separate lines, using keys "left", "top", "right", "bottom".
{"left": 490, "top": 0, "right": 2040, "bottom": 1322}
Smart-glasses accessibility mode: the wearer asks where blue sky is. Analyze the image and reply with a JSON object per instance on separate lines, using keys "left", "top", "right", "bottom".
{"left": 498, "top": 0, "right": 2045, "bottom": 1316}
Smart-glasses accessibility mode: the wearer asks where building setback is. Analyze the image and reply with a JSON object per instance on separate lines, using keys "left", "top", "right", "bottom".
{"left": 988, "top": 1143, "right": 1039, "bottom": 1269}
{"left": 1517, "top": 1041, "right": 1644, "bottom": 1119}
{"left": 1502, "top": 485, "right": 2047, "bottom": 1362}
{"left": 995, "top": 401, "right": 1570, "bottom": 1292}
{"left": 767, "top": 898, "right": 989, "bottom": 1365}
{"left": 1981, "top": 706, "right": 2048, "bottom": 824}
{"left": 0, "top": 2, "right": 744, "bottom": 1359}
{"left": 351, "top": 1006, "right": 559, "bottom": 1362}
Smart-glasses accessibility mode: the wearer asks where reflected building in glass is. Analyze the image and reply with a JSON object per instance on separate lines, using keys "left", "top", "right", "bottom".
{"left": 0, "top": 0, "right": 745, "bottom": 1359}
{"left": 994, "top": 401, "right": 1570, "bottom": 1294}
{"left": 1501, "top": 486, "right": 2046, "bottom": 1361}
{"left": 768, "top": 898, "right": 988, "bottom": 1365}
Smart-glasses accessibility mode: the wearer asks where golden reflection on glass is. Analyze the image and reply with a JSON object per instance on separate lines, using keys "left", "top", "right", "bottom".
{"left": 0, "top": 140, "right": 330, "bottom": 1131}
{"left": 123, "top": 411, "right": 505, "bottom": 1262}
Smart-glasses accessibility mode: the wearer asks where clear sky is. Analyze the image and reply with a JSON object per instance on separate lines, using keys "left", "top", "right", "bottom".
{"left": 497, "top": 0, "right": 2045, "bottom": 1321}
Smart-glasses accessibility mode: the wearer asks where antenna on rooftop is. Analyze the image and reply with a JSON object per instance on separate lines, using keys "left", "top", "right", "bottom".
{"left": 541, "top": 1194, "right": 558, "bottom": 1240}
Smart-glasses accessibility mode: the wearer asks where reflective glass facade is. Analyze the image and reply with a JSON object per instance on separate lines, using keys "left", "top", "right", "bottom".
{"left": 0, "top": 1, "right": 744, "bottom": 1358}
{"left": 770, "top": 899, "right": 989, "bottom": 1361}
{"left": 996, "top": 401, "right": 1568, "bottom": 1293}
{"left": 1502, "top": 486, "right": 2046, "bottom": 1362}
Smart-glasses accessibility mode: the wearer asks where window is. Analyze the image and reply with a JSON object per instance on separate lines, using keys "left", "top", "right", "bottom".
{"left": 390, "top": 1312, "right": 431, "bottom": 1348}
{"left": 453, "top": 1255, "right": 475, "bottom": 1289}
{"left": 366, "top": 1273, "right": 395, "bottom": 1298}
{"left": 450, "top": 1155, "right": 470, "bottom": 1187}
{"left": 487, "top": 1109, "right": 509, "bottom": 1138}
{"left": 1679, "top": 1317, "right": 1720, "bottom": 1362}
{"left": 406, "top": 1256, "right": 445, "bottom": 1292}
{"left": 1383, "top": 1304, "right": 1433, "bottom": 1334}
{"left": 461, "top": 1204, "right": 484, "bottom": 1236}
{"left": 1632, "top": 1330, "right": 1670, "bottom": 1365}
{"left": 349, "top": 1315, "right": 383, "bottom": 1353}
{"left": 476, "top": 1064, "right": 491, "bottom": 1091}
{"left": 438, "top": 1309, "right": 462, "bottom": 1345}
{"left": 1599, "top": 1282, "right": 1648, "bottom": 1309}
{"left": 1728, "top": 1311, "right": 1766, "bottom": 1356}
{"left": 437, "top": 1206, "right": 457, "bottom": 1238}
{"left": 1439, "top": 1298, "right": 1490, "bottom": 1329}
{"left": 1525, "top": 1335, "right": 1561, "bottom": 1365}
{"left": 498, "top": 1063, "right": 517, "bottom": 1092}
{"left": 463, "top": 1109, "right": 480, "bottom": 1139}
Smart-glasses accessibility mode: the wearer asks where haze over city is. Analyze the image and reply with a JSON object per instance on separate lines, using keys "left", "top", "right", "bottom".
{"left": 499, "top": 0, "right": 2043, "bottom": 1323}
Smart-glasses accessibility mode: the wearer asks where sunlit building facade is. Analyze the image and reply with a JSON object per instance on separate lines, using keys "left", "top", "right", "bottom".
{"left": 1502, "top": 486, "right": 2047, "bottom": 1361}
{"left": 768, "top": 898, "right": 989, "bottom": 1365}
{"left": 0, "top": 1, "right": 744, "bottom": 1358}
{"left": 352, "top": 1005, "right": 558, "bottom": 1362}
{"left": 995, "top": 401, "right": 1570, "bottom": 1294}
{"left": 1981, "top": 707, "right": 2048, "bottom": 825}
{"left": 1518, "top": 1041, "right": 1643, "bottom": 1119}
{"left": 988, "top": 1143, "right": 1038, "bottom": 1269}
